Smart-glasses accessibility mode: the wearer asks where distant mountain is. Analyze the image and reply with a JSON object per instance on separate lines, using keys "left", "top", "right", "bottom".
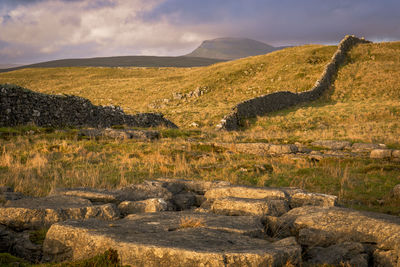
{"left": 186, "top": 37, "right": 285, "bottom": 60}
{"left": 0, "top": 63, "right": 22, "bottom": 69}
{"left": 0, "top": 38, "right": 289, "bottom": 73}
{"left": 0, "top": 56, "right": 225, "bottom": 73}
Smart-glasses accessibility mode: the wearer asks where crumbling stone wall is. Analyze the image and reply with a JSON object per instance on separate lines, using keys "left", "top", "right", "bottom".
{"left": 0, "top": 84, "right": 178, "bottom": 128}
{"left": 217, "top": 35, "right": 371, "bottom": 130}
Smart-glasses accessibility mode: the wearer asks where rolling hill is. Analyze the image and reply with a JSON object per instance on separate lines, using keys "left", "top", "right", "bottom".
{"left": 0, "top": 41, "right": 399, "bottom": 143}
{"left": 186, "top": 37, "right": 285, "bottom": 60}
{"left": 0, "top": 56, "right": 225, "bottom": 73}
{"left": 0, "top": 37, "right": 286, "bottom": 73}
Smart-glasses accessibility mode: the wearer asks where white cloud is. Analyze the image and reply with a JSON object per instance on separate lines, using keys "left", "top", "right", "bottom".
{"left": 0, "top": 0, "right": 209, "bottom": 62}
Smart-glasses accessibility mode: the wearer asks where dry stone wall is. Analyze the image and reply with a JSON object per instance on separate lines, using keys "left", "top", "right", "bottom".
{"left": 0, "top": 84, "right": 178, "bottom": 128}
{"left": 217, "top": 35, "right": 371, "bottom": 130}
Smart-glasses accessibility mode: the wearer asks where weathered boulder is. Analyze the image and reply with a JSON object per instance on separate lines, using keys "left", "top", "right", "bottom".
{"left": 43, "top": 212, "right": 301, "bottom": 266}
{"left": 351, "top": 142, "right": 386, "bottom": 152}
{"left": 118, "top": 198, "right": 169, "bottom": 215}
{"left": 0, "top": 225, "right": 43, "bottom": 263}
{"left": 278, "top": 206, "right": 400, "bottom": 252}
{"left": 204, "top": 185, "right": 287, "bottom": 200}
{"left": 370, "top": 149, "right": 392, "bottom": 159}
{"left": 210, "top": 197, "right": 289, "bottom": 217}
{"left": 79, "top": 128, "right": 160, "bottom": 140}
{"left": 268, "top": 144, "right": 298, "bottom": 154}
{"left": 171, "top": 192, "right": 198, "bottom": 210}
{"left": 156, "top": 178, "right": 231, "bottom": 195}
{"left": 311, "top": 140, "right": 351, "bottom": 150}
{"left": 282, "top": 188, "right": 337, "bottom": 208}
{"left": 0, "top": 196, "right": 119, "bottom": 230}
{"left": 50, "top": 187, "right": 119, "bottom": 204}
{"left": 115, "top": 181, "right": 173, "bottom": 202}
{"left": 305, "top": 242, "right": 368, "bottom": 267}
{"left": 215, "top": 143, "right": 298, "bottom": 156}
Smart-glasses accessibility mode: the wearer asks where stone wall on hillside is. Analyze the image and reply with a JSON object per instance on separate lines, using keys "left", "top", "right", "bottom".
{"left": 0, "top": 84, "right": 178, "bottom": 128}
{"left": 217, "top": 35, "right": 371, "bottom": 131}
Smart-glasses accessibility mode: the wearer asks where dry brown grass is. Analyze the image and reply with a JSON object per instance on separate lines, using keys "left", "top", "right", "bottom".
{"left": 0, "top": 45, "right": 335, "bottom": 128}
{"left": 179, "top": 217, "right": 206, "bottom": 228}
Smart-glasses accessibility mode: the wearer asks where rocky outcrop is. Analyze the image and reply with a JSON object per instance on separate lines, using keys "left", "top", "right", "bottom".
{"left": 78, "top": 128, "right": 160, "bottom": 140}
{"left": 0, "top": 84, "right": 178, "bottom": 128}
{"left": 217, "top": 35, "right": 371, "bottom": 130}
{"left": 0, "top": 196, "right": 119, "bottom": 230}
{"left": 1, "top": 179, "right": 399, "bottom": 266}
{"left": 43, "top": 213, "right": 301, "bottom": 266}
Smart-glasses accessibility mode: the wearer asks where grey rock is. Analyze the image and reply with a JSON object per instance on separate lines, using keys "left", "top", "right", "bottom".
{"left": 282, "top": 188, "right": 338, "bottom": 208}
{"left": 118, "top": 198, "right": 169, "bottom": 215}
{"left": 50, "top": 187, "right": 119, "bottom": 204}
{"left": 210, "top": 197, "right": 289, "bottom": 217}
{"left": 156, "top": 178, "right": 231, "bottom": 194}
{"left": 351, "top": 142, "right": 386, "bottom": 152}
{"left": 0, "top": 84, "right": 178, "bottom": 129}
{"left": 305, "top": 242, "right": 368, "bottom": 267}
{"left": 0, "top": 225, "right": 42, "bottom": 263}
{"left": 204, "top": 185, "right": 287, "bottom": 200}
{"left": 371, "top": 149, "right": 393, "bottom": 159}
{"left": 0, "top": 196, "right": 119, "bottom": 230}
{"left": 268, "top": 144, "right": 298, "bottom": 154}
{"left": 311, "top": 140, "right": 351, "bottom": 150}
{"left": 115, "top": 181, "right": 173, "bottom": 202}
{"left": 278, "top": 206, "right": 400, "bottom": 251}
{"left": 43, "top": 212, "right": 301, "bottom": 266}
{"left": 11, "top": 230, "right": 43, "bottom": 263}
{"left": 79, "top": 128, "right": 160, "bottom": 140}
{"left": 172, "top": 192, "right": 198, "bottom": 210}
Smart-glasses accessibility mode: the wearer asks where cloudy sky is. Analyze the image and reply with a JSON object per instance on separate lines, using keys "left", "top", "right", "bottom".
{"left": 1, "top": 0, "right": 399, "bottom": 64}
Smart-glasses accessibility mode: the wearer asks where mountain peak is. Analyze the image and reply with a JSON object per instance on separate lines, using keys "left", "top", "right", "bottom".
{"left": 186, "top": 37, "right": 277, "bottom": 60}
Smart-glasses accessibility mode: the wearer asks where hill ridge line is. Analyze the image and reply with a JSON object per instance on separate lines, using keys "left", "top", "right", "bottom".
{"left": 216, "top": 35, "right": 371, "bottom": 131}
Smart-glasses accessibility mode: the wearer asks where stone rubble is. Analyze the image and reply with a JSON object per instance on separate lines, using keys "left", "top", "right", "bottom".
{"left": 0, "top": 84, "right": 178, "bottom": 129}
{"left": 210, "top": 140, "right": 400, "bottom": 162}
{"left": 1, "top": 178, "right": 399, "bottom": 266}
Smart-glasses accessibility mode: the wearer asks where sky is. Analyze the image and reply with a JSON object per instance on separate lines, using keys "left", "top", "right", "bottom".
{"left": 0, "top": 0, "right": 399, "bottom": 64}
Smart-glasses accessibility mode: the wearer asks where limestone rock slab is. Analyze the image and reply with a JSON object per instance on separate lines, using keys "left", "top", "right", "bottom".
{"left": 50, "top": 187, "right": 119, "bottom": 204}
{"left": 370, "top": 149, "right": 392, "bottom": 159}
{"left": 282, "top": 188, "right": 337, "bottom": 208}
{"left": 279, "top": 206, "right": 400, "bottom": 252}
{"left": 211, "top": 197, "right": 289, "bottom": 217}
{"left": 311, "top": 140, "right": 351, "bottom": 150}
{"left": 305, "top": 242, "right": 368, "bottom": 267}
{"left": 0, "top": 196, "right": 119, "bottom": 230}
{"left": 156, "top": 178, "right": 231, "bottom": 194}
{"left": 268, "top": 144, "right": 298, "bottom": 154}
{"left": 43, "top": 212, "right": 301, "bottom": 266}
{"left": 204, "top": 185, "right": 287, "bottom": 200}
{"left": 115, "top": 181, "right": 173, "bottom": 202}
{"left": 118, "top": 198, "right": 169, "bottom": 215}
{"left": 351, "top": 143, "right": 386, "bottom": 153}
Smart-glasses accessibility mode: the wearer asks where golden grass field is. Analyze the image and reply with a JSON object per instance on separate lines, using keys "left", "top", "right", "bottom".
{"left": 1, "top": 41, "right": 400, "bottom": 216}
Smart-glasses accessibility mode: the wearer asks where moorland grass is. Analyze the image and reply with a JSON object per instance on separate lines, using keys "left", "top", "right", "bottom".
{"left": 0, "top": 129, "right": 399, "bottom": 215}
{"left": 0, "top": 41, "right": 399, "bottom": 216}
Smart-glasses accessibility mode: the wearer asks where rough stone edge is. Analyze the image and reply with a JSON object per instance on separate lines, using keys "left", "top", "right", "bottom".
{"left": 0, "top": 84, "right": 178, "bottom": 129}
{"left": 217, "top": 35, "right": 371, "bottom": 130}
